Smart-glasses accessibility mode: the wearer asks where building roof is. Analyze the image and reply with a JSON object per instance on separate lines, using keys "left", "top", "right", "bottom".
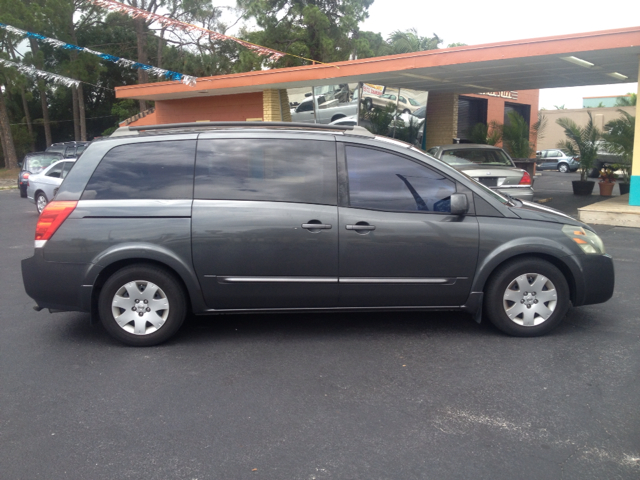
{"left": 116, "top": 26, "right": 640, "bottom": 101}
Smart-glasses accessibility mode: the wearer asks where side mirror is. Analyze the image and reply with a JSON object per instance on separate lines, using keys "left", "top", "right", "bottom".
{"left": 450, "top": 193, "right": 469, "bottom": 215}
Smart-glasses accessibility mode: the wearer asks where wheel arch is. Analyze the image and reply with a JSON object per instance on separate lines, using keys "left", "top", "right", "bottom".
{"left": 473, "top": 251, "right": 579, "bottom": 306}
{"left": 85, "top": 246, "right": 208, "bottom": 315}
{"left": 330, "top": 114, "right": 346, "bottom": 122}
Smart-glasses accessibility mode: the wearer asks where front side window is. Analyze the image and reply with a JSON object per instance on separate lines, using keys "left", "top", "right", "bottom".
{"left": 409, "top": 98, "right": 420, "bottom": 107}
{"left": 82, "top": 140, "right": 196, "bottom": 200}
{"left": 61, "top": 161, "right": 74, "bottom": 179}
{"left": 195, "top": 138, "right": 337, "bottom": 205}
{"left": 345, "top": 146, "right": 456, "bottom": 213}
{"left": 296, "top": 101, "right": 314, "bottom": 113}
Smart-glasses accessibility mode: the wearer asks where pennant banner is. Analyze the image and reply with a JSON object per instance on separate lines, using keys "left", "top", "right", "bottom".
{"left": 88, "top": 0, "right": 286, "bottom": 61}
{"left": 0, "top": 58, "right": 80, "bottom": 88}
{"left": 0, "top": 22, "right": 197, "bottom": 87}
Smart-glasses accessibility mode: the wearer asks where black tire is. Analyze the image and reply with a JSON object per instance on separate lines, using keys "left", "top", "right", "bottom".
{"left": 364, "top": 98, "right": 373, "bottom": 111}
{"left": 403, "top": 109, "right": 411, "bottom": 114}
{"left": 98, "top": 264, "right": 187, "bottom": 346}
{"left": 35, "top": 192, "right": 48, "bottom": 214}
{"left": 484, "top": 258, "right": 570, "bottom": 337}
{"left": 19, "top": 185, "right": 27, "bottom": 198}
{"left": 558, "top": 163, "right": 569, "bottom": 173}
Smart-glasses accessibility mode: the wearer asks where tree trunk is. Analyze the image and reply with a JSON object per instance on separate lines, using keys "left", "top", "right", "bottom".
{"left": 72, "top": 86, "right": 80, "bottom": 141}
{"left": 20, "top": 88, "right": 36, "bottom": 151}
{"left": 135, "top": 17, "right": 149, "bottom": 112}
{"left": 28, "top": 38, "right": 52, "bottom": 147}
{"left": 0, "top": 87, "right": 19, "bottom": 169}
{"left": 69, "top": 20, "right": 88, "bottom": 141}
{"left": 9, "top": 46, "right": 36, "bottom": 151}
{"left": 78, "top": 84, "right": 87, "bottom": 141}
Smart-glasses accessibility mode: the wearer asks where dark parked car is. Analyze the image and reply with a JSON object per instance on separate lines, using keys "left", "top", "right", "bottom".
{"left": 427, "top": 144, "right": 534, "bottom": 201}
{"left": 17, "top": 152, "right": 64, "bottom": 198}
{"left": 46, "top": 141, "right": 89, "bottom": 158}
{"left": 22, "top": 122, "right": 614, "bottom": 346}
{"left": 536, "top": 149, "right": 580, "bottom": 173}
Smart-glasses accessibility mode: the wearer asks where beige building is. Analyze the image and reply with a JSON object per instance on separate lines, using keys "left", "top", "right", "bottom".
{"left": 537, "top": 106, "right": 635, "bottom": 151}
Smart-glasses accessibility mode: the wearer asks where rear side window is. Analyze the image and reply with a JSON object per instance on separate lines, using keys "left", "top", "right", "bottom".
{"left": 82, "top": 140, "right": 196, "bottom": 200}
{"left": 346, "top": 146, "right": 456, "bottom": 213}
{"left": 194, "top": 138, "right": 337, "bottom": 205}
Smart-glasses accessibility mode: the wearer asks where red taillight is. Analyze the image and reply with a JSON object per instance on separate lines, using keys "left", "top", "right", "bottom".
{"left": 35, "top": 201, "right": 77, "bottom": 241}
{"left": 519, "top": 171, "right": 532, "bottom": 185}
{"left": 22, "top": 172, "right": 30, "bottom": 179}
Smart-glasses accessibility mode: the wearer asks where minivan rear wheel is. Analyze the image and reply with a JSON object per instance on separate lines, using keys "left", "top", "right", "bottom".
{"left": 98, "top": 265, "right": 186, "bottom": 346}
{"left": 558, "top": 163, "right": 569, "bottom": 173}
{"left": 484, "top": 258, "right": 570, "bottom": 336}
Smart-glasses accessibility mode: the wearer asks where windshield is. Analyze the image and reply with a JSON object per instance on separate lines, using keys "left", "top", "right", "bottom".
{"left": 441, "top": 148, "right": 513, "bottom": 167}
{"left": 24, "top": 154, "right": 63, "bottom": 174}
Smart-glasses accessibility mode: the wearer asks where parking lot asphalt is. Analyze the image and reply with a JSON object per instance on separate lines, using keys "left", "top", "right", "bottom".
{"left": 1, "top": 174, "right": 639, "bottom": 480}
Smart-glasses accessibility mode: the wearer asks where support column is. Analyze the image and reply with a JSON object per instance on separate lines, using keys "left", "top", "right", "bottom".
{"left": 424, "top": 92, "right": 458, "bottom": 149}
{"left": 630, "top": 59, "right": 640, "bottom": 206}
{"left": 263, "top": 89, "right": 291, "bottom": 122}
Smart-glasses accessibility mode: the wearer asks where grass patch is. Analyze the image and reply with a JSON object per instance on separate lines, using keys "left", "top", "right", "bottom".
{"left": 0, "top": 168, "right": 20, "bottom": 180}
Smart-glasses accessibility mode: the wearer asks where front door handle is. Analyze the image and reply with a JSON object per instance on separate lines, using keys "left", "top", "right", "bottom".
{"left": 346, "top": 222, "right": 376, "bottom": 233}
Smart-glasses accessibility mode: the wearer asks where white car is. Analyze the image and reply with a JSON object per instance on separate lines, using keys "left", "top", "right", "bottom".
{"left": 27, "top": 159, "right": 76, "bottom": 214}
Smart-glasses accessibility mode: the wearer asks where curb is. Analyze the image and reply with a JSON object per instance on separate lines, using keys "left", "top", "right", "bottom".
{"left": 0, "top": 185, "right": 18, "bottom": 190}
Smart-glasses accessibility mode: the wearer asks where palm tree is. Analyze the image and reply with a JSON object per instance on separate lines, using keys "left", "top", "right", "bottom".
{"left": 602, "top": 110, "right": 635, "bottom": 182}
{"left": 498, "top": 111, "right": 546, "bottom": 158}
{"left": 387, "top": 29, "right": 442, "bottom": 54}
{"left": 615, "top": 93, "right": 637, "bottom": 107}
{"left": 556, "top": 111, "right": 603, "bottom": 181}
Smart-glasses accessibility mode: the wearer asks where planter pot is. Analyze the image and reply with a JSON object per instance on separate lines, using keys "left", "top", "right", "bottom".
{"left": 619, "top": 182, "right": 630, "bottom": 195}
{"left": 598, "top": 181, "right": 615, "bottom": 196}
{"left": 572, "top": 180, "right": 595, "bottom": 196}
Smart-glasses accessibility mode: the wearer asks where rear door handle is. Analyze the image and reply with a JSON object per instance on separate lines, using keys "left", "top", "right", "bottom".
{"left": 302, "top": 223, "right": 332, "bottom": 230}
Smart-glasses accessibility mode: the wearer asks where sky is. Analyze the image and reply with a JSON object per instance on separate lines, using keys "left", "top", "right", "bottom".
{"left": 214, "top": 0, "right": 638, "bottom": 110}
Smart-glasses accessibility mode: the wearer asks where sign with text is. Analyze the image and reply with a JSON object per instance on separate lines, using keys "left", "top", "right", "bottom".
{"left": 480, "top": 91, "right": 519, "bottom": 100}
{"left": 363, "top": 83, "right": 385, "bottom": 97}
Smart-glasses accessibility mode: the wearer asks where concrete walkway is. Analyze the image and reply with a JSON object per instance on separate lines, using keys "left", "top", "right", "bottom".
{"left": 578, "top": 194, "right": 640, "bottom": 228}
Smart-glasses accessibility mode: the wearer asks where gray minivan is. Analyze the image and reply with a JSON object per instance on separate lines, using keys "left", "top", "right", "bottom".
{"left": 22, "top": 122, "right": 614, "bottom": 346}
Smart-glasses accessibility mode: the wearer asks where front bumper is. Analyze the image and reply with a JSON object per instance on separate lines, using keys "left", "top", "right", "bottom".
{"left": 569, "top": 253, "right": 615, "bottom": 307}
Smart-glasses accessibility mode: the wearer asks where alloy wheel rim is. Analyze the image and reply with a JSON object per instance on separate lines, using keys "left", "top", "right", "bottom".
{"left": 111, "top": 280, "right": 169, "bottom": 335}
{"left": 502, "top": 273, "right": 557, "bottom": 326}
{"left": 36, "top": 195, "right": 47, "bottom": 213}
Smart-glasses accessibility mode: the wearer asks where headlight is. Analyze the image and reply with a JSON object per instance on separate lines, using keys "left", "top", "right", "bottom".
{"left": 562, "top": 225, "right": 605, "bottom": 254}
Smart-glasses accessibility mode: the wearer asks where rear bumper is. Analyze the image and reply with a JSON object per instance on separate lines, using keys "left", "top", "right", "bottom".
{"left": 22, "top": 250, "right": 92, "bottom": 312}
{"left": 497, "top": 186, "right": 534, "bottom": 201}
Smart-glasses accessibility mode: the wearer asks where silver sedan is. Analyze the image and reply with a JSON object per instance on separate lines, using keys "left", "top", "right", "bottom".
{"left": 27, "top": 159, "right": 76, "bottom": 213}
{"left": 427, "top": 144, "right": 534, "bottom": 201}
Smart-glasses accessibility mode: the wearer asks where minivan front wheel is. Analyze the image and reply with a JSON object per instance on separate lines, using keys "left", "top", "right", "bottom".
{"left": 484, "top": 258, "right": 570, "bottom": 336}
{"left": 98, "top": 265, "right": 186, "bottom": 346}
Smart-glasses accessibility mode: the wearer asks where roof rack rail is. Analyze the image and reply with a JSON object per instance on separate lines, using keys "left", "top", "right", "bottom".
{"left": 129, "top": 121, "right": 353, "bottom": 132}
{"left": 126, "top": 121, "right": 375, "bottom": 138}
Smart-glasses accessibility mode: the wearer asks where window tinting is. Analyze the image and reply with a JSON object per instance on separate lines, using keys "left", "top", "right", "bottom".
{"left": 195, "top": 138, "right": 336, "bottom": 205}
{"left": 82, "top": 140, "right": 196, "bottom": 200}
{"left": 346, "top": 146, "right": 456, "bottom": 213}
